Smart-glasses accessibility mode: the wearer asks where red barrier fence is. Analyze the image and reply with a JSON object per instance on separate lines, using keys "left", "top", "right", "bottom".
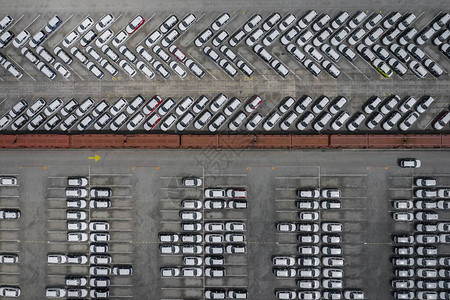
{"left": 0, "top": 134, "right": 448, "bottom": 149}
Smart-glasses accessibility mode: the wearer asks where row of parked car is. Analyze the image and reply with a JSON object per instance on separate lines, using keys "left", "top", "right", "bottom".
{"left": 0, "top": 174, "right": 21, "bottom": 297}
{"left": 192, "top": 10, "right": 449, "bottom": 80}
{"left": 390, "top": 171, "right": 450, "bottom": 299}
{"left": 0, "top": 176, "right": 20, "bottom": 219}
{"left": 159, "top": 185, "right": 248, "bottom": 298}
{"left": 51, "top": 177, "right": 130, "bottom": 299}
{"left": 273, "top": 185, "right": 362, "bottom": 300}
{"left": 1, "top": 93, "right": 447, "bottom": 133}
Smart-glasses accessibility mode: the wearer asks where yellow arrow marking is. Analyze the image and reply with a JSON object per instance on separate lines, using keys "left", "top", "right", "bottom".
{"left": 88, "top": 154, "right": 101, "bottom": 162}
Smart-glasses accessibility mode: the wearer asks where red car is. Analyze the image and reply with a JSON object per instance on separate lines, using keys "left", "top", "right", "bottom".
{"left": 245, "top": 95, "right": 263, "bottom": 113}
{"left": 126, "top": 15, "right": 145, "bottom": 34}
{"left": 226, "top": 188, "right": 247, "bottom": 198}
{"left": 144, "top": 113, "right": 161, "bottom": 131}
{"left": 143, "top": 96, "right": 163, "bottom": 115}
{"left": 168, "top": 45, "right": 187, "bottom": 63}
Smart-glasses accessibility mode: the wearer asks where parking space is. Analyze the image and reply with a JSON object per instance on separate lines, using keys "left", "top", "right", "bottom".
{"left": 156, "top": 166, "right": 249, "bottom": 299}
{"left": 43, "top": 167, "right": 134, "bottom": 298}
{"left": 388, "top": 167, "right": 450, "bottom": 300}
{"left": 0, "top": 149, "right": 449, "bottom": 298}
{"left": 0, "top": 93, "right": 448, "bottom": 135}
{"left": 0, "top": 10, "right": 449, "bottom": 83}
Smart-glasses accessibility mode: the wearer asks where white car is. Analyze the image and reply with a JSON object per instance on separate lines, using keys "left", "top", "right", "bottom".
{"left": 145, "top": 30, "right": 162, "bottom": 47}
{"left": 95, "top": 29, "right": 113, "bottom": 47}
{"left": 160, "top": 114, "right": 177, "bottom": 131}
{"left": 112, "top": 30, "right": 128, "bottom": 47}
{"left": 126, "top": 113, "right": 145, "bottom": 131}
{"left": 96, "top": 13, "right": 115, "bottom": 31}
{"left": 212, "top": 13, "right": 230, "bottom": 31}
{"left": 160, "top": 15, "right": 178, "bottom": 33}
{"left": 263, "top": 111, "right": 281, "bottom": 131}
{"left": 179, "top": 13, "right": 197, "bottom": 31}
{"left": 195, "top": 29, "right": 213, "bottom": 47}
{"left": 13, "top": 30, "right": 30, "bottom": 48}
{"left": 244, "top": 14, "right": 262, "bottom": 33}
{"left": 246, "top": 113, "right": 263, "bottom": 131}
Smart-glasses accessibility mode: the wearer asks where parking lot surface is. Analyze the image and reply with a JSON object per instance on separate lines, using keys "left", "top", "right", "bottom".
{"left": 0, "top": 148, "right": 449, "bottom": 299}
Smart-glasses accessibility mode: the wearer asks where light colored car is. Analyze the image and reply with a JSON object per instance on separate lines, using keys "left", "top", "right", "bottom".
{"left": 246, "top": 113, "right": 263, "bottom": 131}
{"left": 212, "top": 13, "right": 230, "bottom": 31}
{"left": 322, "top": 60, "right": 341, "bottom": 78}
{"left": 262, "top": 28, "right": 280, "bottom": 46}
{"left": 112, "top": 30, "right": 128, "bottom": 47}
{"left": 0, "top": 15, "right": 14, "bottom": 34}
{"left": 185, "top": 59, "right": 204, "bottom": 78}
{"left": 399, "top": 111, "right": 419, "bottom": 131}
{"left": 79, "top": 29, "right": 96, "bottom": 47}
{"left": 119, "top": 59, "right": 137, "bottom": 77}
{"left": 416, "top": 96, "right": 435, "bottom": 113}
{"left": 13, "top": 30, "right": 30, "bottom": 48}
{"left": 96, "top": 13, "right": 115, "bottom": 31}
{"left": 145, "top": 30, "right": 161, "bottom": 47}
{"left": 195, "top": 29, "right": 213, "bottom": 47}
{"left": 330, "top": 11, "right": 349, "bottom": 29}
{"left": 126, "top": 15, "right": 145, "bottom": 34}
{"left": 416, "top": 27, "right": 436, "bottom": 45}
{"left": 194, "top": 110, "right": 212, "bottom": 129}
{"left": 263, "top": 111, "right": 281, "bottom": 131}
{"left": 278, "top": 14, "right": 296, "bottom": 32}
{"left": 212, "top": 30, "right": 228, "bottom": 47}
{"left": 348, "top": 27, "right": 366, "bottom": 45}
{"left": 229, "top": 29, "right": 246, "bottom": 47}
{"left": 331, "top": 111, "right": 350, "bottom": 130}
{"left": 298, "top": 10, "right": 317, "bottom": 29}
{"left": 246, "top": 28, "right": 264, "bottom": 46}
{"left": 95, "top": 29, "right": 113, "bottom": 47}
{"left": 244, "top": 14, "right": 262, "bottom": 33}
{"left": 280, "top": 25, "right": 301, "bottom": 45}
{"left": 312, "top": 14, "right": 330, "bottom": 32}
{"left": 208, "top": 114, "right": 225, "bottom": 132}
{"left": 67, "top": 232, "right": 88, "bottom": 242}
{"left": 78, "top": 17, "right": 93, "bottom": 33}
{"left": 179, "top": 13, "right": 197, "bottom": 31}
{"left": 136, "top": 45, "right": 154, "bottom": 63}
{"left": 222, "top": 97, "right": 241, "bottom": 116}
{"left": 28, "top": 30, "right": 47, "bottom": 48}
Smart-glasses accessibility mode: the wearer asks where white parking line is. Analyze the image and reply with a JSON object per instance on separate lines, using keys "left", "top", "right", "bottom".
{"left": 90, "top": 173, "right": 133, "bottom": 176}
{"left": 0, "top": 98, "right": 6, "bottom": 106}
{"left": 204, "top": 174, "right": 246, "bottom": 177}
{"left": 160, "top": 187, "right": 198, "bottom": 190}
{"left": 321, "top": 173, "right": 367, "bottom": 177}
{"left": 66, "top": 64, "right": 84, "bottom": 81}
{"left": 275, "top": 176, "right": 318, "bottom": 179}
{"left": 346, "top": 60, "right": 369, "bottom": 80}
{"left": 23, "top": 14, "right": 41, "bottom": 31}
{"left": 9, "top": 15, "right": 24, "bottom": 31}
